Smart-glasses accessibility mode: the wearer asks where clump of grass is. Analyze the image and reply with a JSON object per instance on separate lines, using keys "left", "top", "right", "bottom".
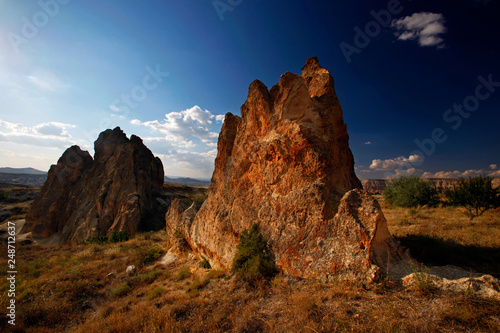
{"left": 199, "top": 256, "right": 211, "bottom": 269}
{"left": 138, "top": 247, "right": 164, "bottom": 266}
{"left": 140, "top": 270, "right": 159, "bottom": 284}
{"left": 110, "top": 283, "right": 131, "bottom": 297}
{"left": 186, "top": 279, "right": 208, "bottom": 297}
{"left": 147, "top": 286, "right": 165, "bottom": 299}
{"left": 103, "top": 246, "right": 122, "bottom": 258}
{"left": 232, "top": 224, "right": 278, "bottom": 286}
{"left": 176, "top": 268, "right": 191, "bottom": 281}
{"left": 206, "top": 270, "right": 226, "bottom": 280}
{"left": 409, "top": 262, "right": 437, "bottom": 296}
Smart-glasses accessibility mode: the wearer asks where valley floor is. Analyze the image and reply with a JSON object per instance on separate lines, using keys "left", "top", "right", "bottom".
{"left": 1, "top": 196, "right": 499, "bottom": 332}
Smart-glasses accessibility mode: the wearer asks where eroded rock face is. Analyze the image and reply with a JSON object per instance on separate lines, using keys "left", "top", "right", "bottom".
{"left": 25, "top": 127, "right": 166, "bottom": 245}
{"left": 176, "top": 57, "right": 407, "bottom": 282}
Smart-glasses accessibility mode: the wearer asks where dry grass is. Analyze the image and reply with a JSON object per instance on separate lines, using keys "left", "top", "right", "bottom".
{"left": 1, "top": 198, "right": 500, "bottom": 332}
{"left": 379, "top": 195, "right": 500, "bottom": 277}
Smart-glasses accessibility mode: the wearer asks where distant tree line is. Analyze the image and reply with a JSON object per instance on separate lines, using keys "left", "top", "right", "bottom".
{"left": 383, "top": 175, "right": 499, "bottom": 220}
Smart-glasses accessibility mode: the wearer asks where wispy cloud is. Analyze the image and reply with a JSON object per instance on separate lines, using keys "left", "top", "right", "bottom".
{"left": 28, "top": 70, "right": 70, "bottom": 92}
{"left": 392, "top": 12, "right": 447, "bottom": 48}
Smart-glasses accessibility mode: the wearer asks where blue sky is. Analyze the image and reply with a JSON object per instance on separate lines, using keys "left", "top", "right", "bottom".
{"left": 0, "top": 0, "right": 499, "bottom": 179}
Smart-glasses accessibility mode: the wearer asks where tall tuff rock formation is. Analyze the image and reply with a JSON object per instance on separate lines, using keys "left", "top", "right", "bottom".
{"left": 25, "top": 127, "right": 166, "bottom": 245}
{"left": 171, "top": 57, "right": 408, "bottom": 282}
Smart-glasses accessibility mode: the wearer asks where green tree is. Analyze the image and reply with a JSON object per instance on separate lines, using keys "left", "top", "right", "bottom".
{"left": 383, "top": 175, "right": 438, "bottom": 208}
{"left": 232, "top": 224, "right": 277, "bottom": 286}
{"left": 445, "top": 176, "right": 499, "bottom": 220}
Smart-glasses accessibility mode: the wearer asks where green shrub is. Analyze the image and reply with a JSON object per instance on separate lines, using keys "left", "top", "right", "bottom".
{"left": 175, "top": 268, "right": 191, "bottom": 281}
{"left": 383, "top": 175, "right": 438, "bottom": 208}
{"left": 110, "top": 283, "right": 131, "bottom": 297}
{"left": 109, "top": 230, "right": 130, "bottom": 243}
{"left": 87, "top": 234, "right": 108, "bottom": 245}
{"left": 185, "top": 279, "right": 208, "bottom": 297}
{"left": 445, "top": 176, "right": 500, "bottom": 220}
{"left": 199, "top": 257, "right": 211, "bottom": 269}
{"left": 147, "top": 286, "right": 165, "bottom": 299}
{"left": 139, "top": 247, "right": 164, "bottom": 266}
{"left": 232, "top": 224, "right": 277, "bottom": 286}
{"left": 139, "top": 270, "right": 159, "bottom": 284}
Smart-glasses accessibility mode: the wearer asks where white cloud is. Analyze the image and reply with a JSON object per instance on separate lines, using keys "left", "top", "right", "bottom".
{"left": 158, "top": 149, "right": 218, "bottom": 179}
{"left": 33, "top": 122, "right": 75, "bottom": 137}
{"left": 215, "top": 114, "right": 226, "bottom": 122}
{"left": 364, "top": 141, "right": 372, "bottom": 145}
{"left": 0, "top": 119, "right": 76, "bottom": 149}
{"left": 490, "top": 164, "right": 498, "bottom": 170}
{"left": 392, "top": 12, "right": 447, "bottom": 48}
{"left": 131, "top": 105, "right": 220, "bottom": 144}
{"left": 369, "top": 154, "right": 422, "bottom": 170}
{"left": 393, "top": 168, "right": 417, "bottom": 177}
{"left": 142, "top": 136, "right": 196, "bottom": 149}
{"left": 422, "top": 168, "right": 500, "bottom": 178}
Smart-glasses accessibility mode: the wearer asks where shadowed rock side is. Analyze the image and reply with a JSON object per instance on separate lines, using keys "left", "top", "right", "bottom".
{"left": 25, "top": 127, "right": 167, "bottom": 245}
{"left": 172, "top": 57, "right": 409, "bottom": 282}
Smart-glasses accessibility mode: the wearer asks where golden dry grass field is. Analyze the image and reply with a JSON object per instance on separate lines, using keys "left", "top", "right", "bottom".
{"left": 1, "top": 194, "right": 499, "bottom": 332}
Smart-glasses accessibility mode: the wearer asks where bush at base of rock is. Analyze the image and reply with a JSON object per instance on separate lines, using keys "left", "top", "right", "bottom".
{"left": 232, "top": 224, "right": 277, "bottom": 286}
{"left": 110, "top": 230, "right": 130, "bottom": 243}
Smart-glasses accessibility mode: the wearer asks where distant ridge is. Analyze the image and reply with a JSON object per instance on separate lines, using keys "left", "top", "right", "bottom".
{"left": 0, "top": 167, "right": 47, "bottom": 175}
{"left": 164, "top": 176, "right": 210, "bottom": 187}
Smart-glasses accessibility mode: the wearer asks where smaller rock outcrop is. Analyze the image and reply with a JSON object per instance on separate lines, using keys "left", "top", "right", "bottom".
{"left": 25, "top": 127, "right": 167, "bottom": 245}
{"left": 403, "top": 265, "right": 500, "bottom": 299}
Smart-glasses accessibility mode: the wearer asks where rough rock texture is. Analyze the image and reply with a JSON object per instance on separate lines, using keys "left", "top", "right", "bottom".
{"left": 25, "top": 127, "right": 167, "bottom": 245}
{"left": 175, "top": 57, "right": 409, "bottom": 282}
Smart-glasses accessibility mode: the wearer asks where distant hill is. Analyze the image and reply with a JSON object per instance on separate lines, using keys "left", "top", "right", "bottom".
{"left": 0, "top": 167, "right": 47, "bottom": 175}
{"left": 164, "top": 176, "right": 210, "bottom": 187}
{"left": 0, "top": 168, "right": 210, "bottom": 188}
{"left": 0, "top": 173, "right": 47, "bottom": 188}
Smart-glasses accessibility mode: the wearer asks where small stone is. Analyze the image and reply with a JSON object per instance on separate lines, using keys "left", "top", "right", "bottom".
{"left": 126, "top": 265, "right": 136, "bottom": 275}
